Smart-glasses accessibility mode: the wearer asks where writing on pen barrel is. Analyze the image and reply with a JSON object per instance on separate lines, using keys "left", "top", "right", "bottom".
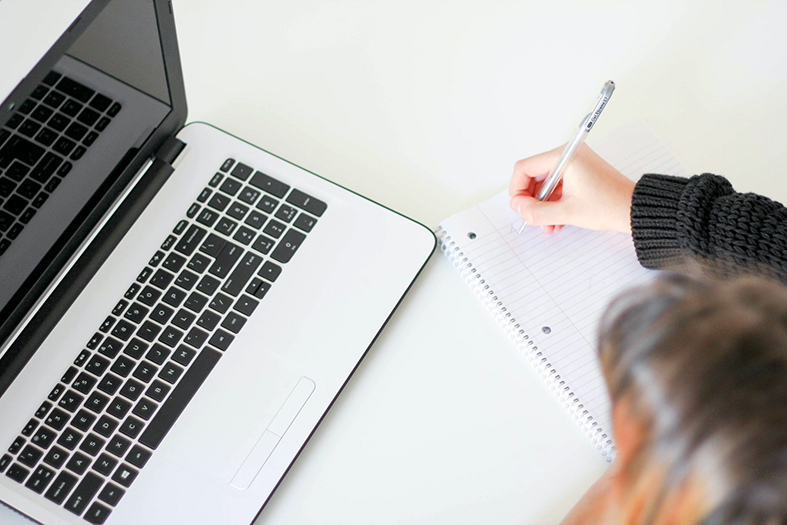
{"left": 517, "top": 80, "right": 615, "bottom": 234}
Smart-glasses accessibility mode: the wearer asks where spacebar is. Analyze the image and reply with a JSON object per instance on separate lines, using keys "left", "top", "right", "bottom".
{"left": 139, "top": 348, "right": 222, "bottom": 450}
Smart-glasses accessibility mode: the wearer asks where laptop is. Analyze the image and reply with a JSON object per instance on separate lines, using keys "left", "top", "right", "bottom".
{"left": 0, "top": 1, "right": 435, "bottom": 523}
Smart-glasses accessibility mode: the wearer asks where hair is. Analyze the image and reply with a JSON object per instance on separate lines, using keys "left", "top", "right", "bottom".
{"left": 598, "top": 273, "right": 787, "bottom": 524}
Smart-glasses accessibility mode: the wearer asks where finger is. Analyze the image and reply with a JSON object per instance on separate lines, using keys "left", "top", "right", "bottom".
{"left": 511, "top": 194, "right": 571, "bottom": 227}
{"left": 509, "top": 145, "right": 565, "bottom": 197}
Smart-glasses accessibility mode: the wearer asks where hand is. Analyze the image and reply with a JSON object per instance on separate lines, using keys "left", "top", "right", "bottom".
{"left": 509, "top": 144, "right": 635, "bottom": 234}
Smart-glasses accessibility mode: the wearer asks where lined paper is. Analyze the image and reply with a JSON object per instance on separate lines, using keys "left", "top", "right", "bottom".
{"left": 439, "top": 121, "right": 689, "bottom": 453}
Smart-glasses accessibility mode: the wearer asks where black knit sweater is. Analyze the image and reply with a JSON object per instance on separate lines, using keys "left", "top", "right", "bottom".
{"left": 631, "top": 174, "right": 787, "bottom": 283}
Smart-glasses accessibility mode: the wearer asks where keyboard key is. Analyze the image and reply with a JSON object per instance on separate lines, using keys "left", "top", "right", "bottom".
{"left": 6, "top": 160, "right": 30, "bottom": 181}
{"left": 85, "top": 391, "right": 110, "bottom": 413}
{"left": 162, "top": 252, "right": 186, "bottom": 273}
{"left": 146, "top": 343, "right": 171, "bottom": 365}
{"left": 220, "top": 177, "right": 242, "bottom": 196}
{"left": 123, "top": 338, "right": 149, "bottom": 360}
{"left": 5, "top": 463, "right": 29, "bottom": 484}
{"left": 209, "top": 292, "right": 233, "bottom": 314}
{"left": 251, "top": 280, "right": 271, "bottom": 300}
{"left": 93, "top": 453, "right": 118, "bottom": 476}
{"left": 234, "top": 295, "right": 259, "bottom": 316}
{"left": 196, "top": 274, "right": 220, "bottom": 296}
{"left": 249, "top": 171, "right": 289, "bottom": 198}
{"left": 107, "top": 102, "right": 122, "bottom": 117}
{"left": 71, "top": 410, "right": 97, "bottom": 432}
{"left": 111, "top": 319, "right": 136, "bottom": 341}
{"left": 133, "top": 398, "right": 158, "bottom": 420}
{"left": 286, "top": 188, "right": 327, "bottom": 217}
{"left": 120, "top": 379, "right": 145, "bottom": 402}
{"left": 221, "top": 312, "right": 247, "bottom": 334}
{"left": 48, "top": 383, "right": 66, "bottom": 402}
{"left": 35, "top": 401, "right": 53, "bottom": 419}
{"left": 89, "top": 93, "right": 112, "bottom": 112}
{"left": 99, "top": 316, "right": 116, "bottom": 333}
{"left": 43, "top": 446, "right": 69, "bottom": 469}
{"left": 0, "top": 135, "right": 45, "bottom": 169}
{"left": 97, "top": 373, "right": 124, "bottom": 396}
{"left": 244, "top": 209, "right": 267, "bottom": 230}
{"left": 274, "top": 204, "right": 298, "bottom": 223}
{"left": 70, "top": 145, "right": 87, "bottom": 161}
{"left": 85, "top": 502, "right": 113, "bottom": 525}
{"left": 139, "top": 348, "right": 221, "bottom": 449}
{"left": 137, "top": 320, "right": 162, "bottom": 342}
{"left": 208, "top": 329, "right": 234, "bottom": 351}
{"left": 45, "top": 407, "right": 70, "bottom": 430}
{"left": 110, "top": 355, "right": 135, "bottom": 377}
{"left": 21, "top": 418, "right": 39, "bottom": 437}
{"left": 93, "top": 416, "right": 119, "bottom": 438}
{"left": 158, "top": 326, "right": 184, "bottom": 347}
{"left": 30, "top": 105, "right": 54, "bottom": 123}
{"left": 112, "top": 464, "right": 139, "bottom": 488}
{"left": 25, "top": 465, "right": 55, "bottom": 494}
{"left": 66, "top": 451, "right": 91, "bottom": 475}
{"left": 197, "top": 187, "right": 212, "bottom": 202}
{"left": 106, "top": 397, "right": 132, "bottom": 420}
{"left": 262, "top": 219, "right": 286, "bottom": 239}
{"left": 98, "top": 483, "right": 125, "bottom": 506}
{"left": 18, "top": 445, "right": 43, "bottom": 468}
{"left": 57, "top": 428, "right": 83, "bottom": 451}
{"left": 271, "top": 228, "right": 306, "bottom": 263}
{"left": 233, "top": 225, "right": 256, "bottom": 245}
{"left": 150, "top": 269, "right": 174, "bottom": 289}
{"left": 150, "top": 303, "right": 174, "bottom": 325}
{"left": 79, "top": 434, "right": 106, "bottom": 456}
{"left": 34, "top": 127, "right": 57, "bottom": 147}
{"left": 228, "top": 160, "right": 253, "bottom": 181}
{"left": 111, "top": 300, "right": 129, "bottom": 317}
{"left": 18, "top": 119, "right": 41, "bottom": 138}
{"left": 45, "top": 470, "right": 78, "bottom": 504}
{"left": 196, "top": 310, "right": 220, "bottom": 331}
{"left": 196, "top": 208, "right": 219, "bottom": 227}
{"left": 59, "top": 390, "right": 85, "bottom": 412}
{"left": 145, "top": 380, "right": 171, "bottom": 402}
{"left": 133, "top": 361, "right": 158, "bottom": 383}
{"left": 53, "top": 136, "right": 76, "bottom": 156}
{"left": 215, "top": 216, "right": 237, "bottom": 236}
{"left": 238, "top": 186, "right": 261, "bottom": 205}
{"left": 172, "top": 345, "right": 197, "bottom": 367}
{"left": 8, "top": 436, "right": 25, "bottom": 454}
{"left": 85, "top": 355, "right": 111, "bottom": 377}
{"left": 65, "top": 121, "right": 88, "bottom": 141}
{"left": 30, "top": 152, "right": 62, "bottom": 183}
{"left": 124, "top": 303, "right": 149, "bottom": 323}
{"left": 163, "top": 287, "right": 188, "bottom": 307}
{"left": 251, "top": 234, "right": 275, "bottom": 255}
{"left": 118, "top": 416, "right": 144, "bottom": 440}
{"left": 56, "top": 77, "right": 95, "bottom": 103}
{"left": 137, "top": 286, "right": 162, "bottom": 306}
{"left": 184, "top": 291, "right": 209, "bottom": 313}
{"left": 83, "top": 130, "right": 99, "bottom": 146}
{"left": 64, "top": 471, "right": 103, "bottom": 516}
{"left": 187, "top": 253, "right": 212, "bottom": 274}
{"left": 0, "top": 454, "right": 12, "bottom": 473}
{"left": 126, "top": 445, "right": 152, "bottom": 469}
{"left": 258, "top": 261, "right": 282, "bottom": 282}
{"left": 77, "top": 107, "right": 100, "bottom": 126}
{"left": 107, "top": 434, "right": 132, "bottom": 457}
{"left": 222, "top": 252, "right": 263, "bottom": 296}
{"left": 174, "top": 224, "right": 207, "bottom": 256}
{"left": 175, "top": 269, "right": 199, "bottom": 291}
{"left": 183, "top": 327, "right": 209, "bottom": 348}
{"left": 255, "top": 193, "right": 278, "bottom": 214}
{"left": 209, "top": 241, "right": 243, "bottom": 278}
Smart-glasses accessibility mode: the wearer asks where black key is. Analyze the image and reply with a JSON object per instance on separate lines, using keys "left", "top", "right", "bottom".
{"left": 98, "top": 483, "right": 125, "bottom": 507}
{"left": 89, "top": 93, "right": 112, "bottom": 112}
{"left": 233, "top": 225, "right": 256, "bottom": 245}
{"left": 249, "top": 171, "right": 290, "bottom": 198}
{"left": 262, "top": 219, "right": 286, "bottom": 239}
{"left": 53, "top": 136, "right": 76, "bottom": 155}
{"left": 158, "top": 326, "right": 184, "bottom": 347}
{"left": 150, "top": 303, "right": 174, "bottom": 324}
{"left": 137, "top": 320, "right": 162, "bottom": 342}
{"left": 99, "top": 315, "right": 116, "bottom": 333}
{"left": 57, "top": 428, "right": 83, "bottom": 451}
{"left": 30, "top": 105, "right": 54, "bottom": 123}
{"left": 222, "top": 252, "right": 263, "bottom": 296}
{"left": 95, "top": 117, "right": 111, "bottom": 132}
{"left": 133, "top": 360, "right": 158, "bottom": 383}
{"left": 45, "top": 470, "right": 78, "bottom": 504}
{"left": 31, "top": 192, "right": 49, "bottom": 208}
{"left": 234, "top": 295, "right": 259, "bottom": 316}
{"left": 244, "top": 209, "right": 267, "bottom": 230}
{"left": 5, "top": 463, "right": 29, "bottom": 484}
{"left": 85, "top": 502, "right": 113, "bottom": 524}
{"left": 150, "top": 268, "right": 174, "bottom": 289}
{"left": 25, "top": 465, "right": 55, "bottom": 494}
{"left": 126, "top": 446, "right": 152, "bottom": 470}
{"left": 209, "top": 329, "right": 234, "bottom": 351}
{"left": 0, "top": 240, "right": 11, "bottom": 255}
{"left": 111, "top": 319, "right": 136, "bottom": 341}
{"left": 133, "top": 398, "right": 158, "bottom": 420}
{"left": 274, "top": 204, "right": 298, "bottom": 223}
{"left": 162, "top": 252, "right": 186, "bottom": 273}
{"left": 196, "top": 208, "right": 219, "bottom": 227}
{"left": 17, "top": 179, "right": 41, "bottom": 199}
{"left": 139, "top": 347, "right": 222, "bottom": 449}
{"left": 0, "top": 454, "right": 12, "bottom": 473}
{"left": 22, "top": 418, "right": 39, "bottom": 437}
{"left": 62, "top": 365, "right": 79, "bottom": 384}
{"left": 196, "top": 274, "right": 220, "bottom": 296}
{"left": 65, "top": 121, "right": 88, "bottom": 141}
{"left": 188, "top": 204, "right": 201, "bottom": 219}
{"left": 252, "top": 280, "right": 271, "bottom": 300}
{"left": 19, "top": 119, "right": 42, "bottom": 138}
{"left": 34, "top": 127, "right": 57, "bottom": 147}
{"left": 31, "top": 85, "right": 49, "bottom": 99}
{"left": 79, "top": 434, "right": 106, "bottom": 456}
{"left": 93, "top": 453, "right": 118, "bottom": 476}
{"left": 137, "top": 266, "right": 153, "bottom": 283}
{"left": 125, "top": 283, "right": 141, "bottom": 300}
{"left": 271, "top": 228, "right": 307, "bottom": 263}
{"left": 172, "top": 308, "right": 196, "bottom": 331}
{"left": 162, "top": 287, "right": 188, "bottom": 307}
{"left": 0, "top": 210, "right": 14, "bottom": 231}
{"left": 56, "top": 77, "right": 95, "bottom": 103}
{"left": 112, "top": 464, "right": 138, "bottom": 488}
{"left": 110, "top": 355, "right": 135, "bottom": 378}
{"left": 124, "top": 303, "right": 149, "bottom": 323}
{"left": 48, "top": 112, "right": 70, "bottom": 132}
{"left": 97, "top": 373, "right": 124, "bottom": 396}
{"left": 107, "top": 102, "right": 122, "bottom": 117}
{"left": 93, "top": 416, "right": 119, "bottom": 438}
{"left": 66, "top": 451, "right": 91, "bottom": 475}
{"left": 227, "top": 201, "right": 249, "bottom": 220}
{"left": 77, "top": 107, "right": 100, "bottom": 126}
{"left": 4, "top": 194, "right": 28, "bottom": 215}
{"left": 85, "top": 391, "right": 110, "bottom": 413}
{"left": 70, "top": 145, "right": 87, "bottom": 161}
{"left": 83, "top": 130, "right": 99, "bottom": 146}
{"left": 246, "top": 277, "right": 263, "bottom": 295}
{"left": 251, "top": 234, "right": 275, "bottom": 255}
{"left": 8, "top": 436, "right": 25, "bottom": 454}
{"left": 107, "top": 434, "right": 132, "bottom": 457}
{"left": 146, "top": 379, "right": 171, "bottom": 402}
{"left": 6, "top": 160, "right": 30, "bottom": 181}
{"left": 48, "top": 383, "right": 66, "bottom": 402}
{"left": 35, "top": 401, "right": 53, "bottom": 419}
{"left": 172, "top": 345, "right": 197, "bottom": 367}
{"left": 286, "top": 188, "right": 327, "bottom": 217}
{"left": 118, "top": 416, "right": 144, "bottom": 440}
{"left": 72, "top": 410, "right": 97, "bottom": 432}
{"left": 120, "top": 379, "right": 145, "bottom": 401}
{"left": 18, "top": 99, "right": 36, "bottom": 115}
{"left": 85, "top": 354, "right": 110, "bottom": 377}
{"left": 175, "top": 269, "right": 199, "bottom": 291}
{"left": 148, "top": 250, "right": 165, "bottom": 267}
{"left": 161, "top": 234, "right": 177, "bottom": 251}
{"left": 215, "top": 216, "right": 237, "bottom": 236}
{"left": 7, "top": 223, "right": 24, "bottom": 239}
{"left": 0, "top": 135, "right": 45, "bottom": 169}
{"left": 18, "top": 445, "right": 43, "bottom": 468}
{"left": 255, "top": 193, "right": 278, "bottom": 214}
{"left": 183, "top": 327, "right": 209, "bottom": 349}
{"left": 209, "top": 241, "right": 243, "bottom": 278}
{"left": 158, "top": 362, "right": 184, "bottom": 384}
{"left": 197, "top": 187, "right": 212, "bottom": 202}
{"left": 200, "top": 233, "right": 226, "bottom": 257}
{"left": 72, "top": 371, "right": 98, "bottom": 394}
{"left": 106, "top": 397, "right": 132, "bottom": 420}
{"left": 220, "top": 177, "right": 242, "bottom": 196}
{"left": 43, "top": 446, "right": 69, "bottom": 469}
{"left": 209, "top": 172, "right": 223, "bottom": 187}
{"left": 5, "top": 113, "right": 23, "bottom": 130}
{"left": 230, "top": 162, "right": 253, "bottom": 181}
{"left": 220, "top": 158, "right": 235, "bottom": 172}
{"left": 221, "top": 312, "right": 247, "bottom": 334}
{"left": 187, "top": 253, "right": 212, "bottom": 274}
{"left": 174, "top": 224, "right": 207, "bottom": 256}
{"left": 59, "top": 390, "right": 85, "bottom": 412}
{"left": 238, "top": 186, "right": 261, "bottom": 205}
{"left": 65, "top": 471, "right": 103, "bottom": 516}
{"left": 43, "top": 71, "right": 62, "bottom": 86}
{"left": 196, "top": 310, "right": 220, "bottom": 331}
{"left": 111, "top": 300, "right": 129, "bottom": 317}
{"left": 45, "top": 407, "right": 70, "bottom": 430}
{"left": 184, "top": 291, "right": 209, "bottom": 313}
{"left": 123, "top": 338, "right": 149, "bottom": 359}
{"left": 259, "top": 260, "right": 282, "bottom": 282}
{"left": 209, "top": 292, "right": 233, "bottom": 314}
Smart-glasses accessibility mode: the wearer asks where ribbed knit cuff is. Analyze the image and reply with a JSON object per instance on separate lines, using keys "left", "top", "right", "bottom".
{"left": 631, "top": 174, "right": 690, "bottom": 270}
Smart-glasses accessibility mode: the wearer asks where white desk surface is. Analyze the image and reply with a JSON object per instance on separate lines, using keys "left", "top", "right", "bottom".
{"left": 4, "top": 1, "right": 787, "bottom": 524}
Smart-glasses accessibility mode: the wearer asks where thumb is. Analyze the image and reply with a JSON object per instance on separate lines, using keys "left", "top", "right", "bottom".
{"left": 510, "top": 194, "right": 568, "bottom": 226}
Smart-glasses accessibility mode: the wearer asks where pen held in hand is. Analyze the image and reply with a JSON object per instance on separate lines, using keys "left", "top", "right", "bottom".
{"left": 517, "top": 80, "right": 615, "bottom": 234}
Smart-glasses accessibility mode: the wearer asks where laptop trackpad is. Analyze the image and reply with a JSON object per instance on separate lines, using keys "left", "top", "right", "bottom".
{"left": 230, "top": 377, "right": 316, "bottom": 490}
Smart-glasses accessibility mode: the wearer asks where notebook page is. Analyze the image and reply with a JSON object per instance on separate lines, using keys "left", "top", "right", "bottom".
{"left": 439, "top": 121, "right": 688, "bottom": 453}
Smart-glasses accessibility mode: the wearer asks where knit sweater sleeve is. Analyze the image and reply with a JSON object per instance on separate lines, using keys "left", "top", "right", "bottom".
{"left": 630, "top": 173, "right": 787, "bottom": 282}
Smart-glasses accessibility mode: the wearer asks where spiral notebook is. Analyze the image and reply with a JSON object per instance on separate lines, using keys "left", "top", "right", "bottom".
{"left": 436, "top": 121, "right": 689, "bottom": 459}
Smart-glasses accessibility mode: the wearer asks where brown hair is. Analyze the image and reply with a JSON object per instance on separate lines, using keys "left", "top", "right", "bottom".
{"left": 599, "top": 274, "right": 787, "bottom": 524}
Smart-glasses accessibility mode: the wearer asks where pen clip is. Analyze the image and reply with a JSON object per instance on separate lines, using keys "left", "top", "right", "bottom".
{"left": 583, "top": 80, "right": 615, "bottom": 132}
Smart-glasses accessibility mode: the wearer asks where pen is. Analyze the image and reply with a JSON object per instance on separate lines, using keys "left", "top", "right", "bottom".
{"left": 517, "top": 80, "right": 615, "bottom": 234}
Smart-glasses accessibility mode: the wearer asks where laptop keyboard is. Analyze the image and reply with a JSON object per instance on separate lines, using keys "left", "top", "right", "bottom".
{"left": 0, "top": 158, "right": 325, "bottom": 524}
{"left": 0, "top": 71, "right": 122, "bottom": 257}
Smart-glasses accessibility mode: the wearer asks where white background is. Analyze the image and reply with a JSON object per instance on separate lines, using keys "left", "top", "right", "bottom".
{"left": 4, "top": 1, "right": 787, "bottom": 524}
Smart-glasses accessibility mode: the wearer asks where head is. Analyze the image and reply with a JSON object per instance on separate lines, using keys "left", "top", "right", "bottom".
{"left": 598, "top": 274, "right": 787, "bottom": 524}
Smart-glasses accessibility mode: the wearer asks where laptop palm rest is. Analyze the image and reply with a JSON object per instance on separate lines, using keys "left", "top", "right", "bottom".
{"left": 230, "top": 377, "right": 316, "bottom": 490}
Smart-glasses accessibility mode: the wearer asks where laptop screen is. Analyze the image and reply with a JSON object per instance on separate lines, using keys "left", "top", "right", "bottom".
{"left": 0, "top": 0, "right": 185, "bottom": 386}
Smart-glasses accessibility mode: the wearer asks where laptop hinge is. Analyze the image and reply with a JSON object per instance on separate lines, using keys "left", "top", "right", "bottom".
{"left": 155, "top": 135, "right": 186, "bottom": 165}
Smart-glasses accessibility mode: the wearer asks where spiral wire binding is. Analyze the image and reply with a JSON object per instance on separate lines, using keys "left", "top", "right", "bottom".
{"left": 436, "top": 226, "right": 615, "bottom": 460}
